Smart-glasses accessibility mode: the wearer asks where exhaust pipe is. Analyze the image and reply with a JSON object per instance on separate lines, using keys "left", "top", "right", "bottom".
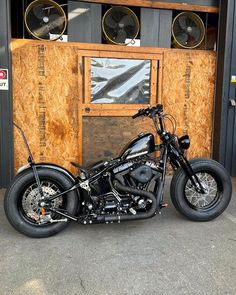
{"left": 96, "top": 180, "right": 161, "bottom": 223}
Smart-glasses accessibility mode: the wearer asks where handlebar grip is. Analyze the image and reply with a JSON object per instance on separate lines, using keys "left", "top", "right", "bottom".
{"left": 132, "top": 108, "right": 147, "bottom": 119}
{"left": 132, "top": 105, "right": 164, "bottom": 119}
{"left": 132, "top": 113, "right": 140, "bottom": 119}
{"left": 156, "top": 104, "right": 163, "bottom": 112}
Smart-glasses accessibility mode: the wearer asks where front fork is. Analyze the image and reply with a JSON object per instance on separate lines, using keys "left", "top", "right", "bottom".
{"left": 159, "top": 147, "right": 206, "bottom": 205}
{"left": 167, "top": 144, "right": 206, "bottom": 194}
{"left": 177, "top": 157, "right": 207, "bottom": 193}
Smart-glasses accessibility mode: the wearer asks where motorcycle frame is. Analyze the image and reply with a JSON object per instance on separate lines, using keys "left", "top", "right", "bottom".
{"left": 14, "top": 106, "right": 206, "bottom": 223}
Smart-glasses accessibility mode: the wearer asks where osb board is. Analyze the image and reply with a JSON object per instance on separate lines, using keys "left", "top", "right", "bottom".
{"left": 162, "top": 50, "right": 216, "bottom": 158}
{"left": 82, "top": 117, "right": 156, "bottom": 165}
{"left": 12, "top": 40, "right": 216, "bottom": 173}
{"left": 12, "top": 43, "right": 79, "bottom": 174}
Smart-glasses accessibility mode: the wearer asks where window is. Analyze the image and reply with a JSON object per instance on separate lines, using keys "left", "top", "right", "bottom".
{"left": 90, "top": 58, "right": 151, "bottom": 104}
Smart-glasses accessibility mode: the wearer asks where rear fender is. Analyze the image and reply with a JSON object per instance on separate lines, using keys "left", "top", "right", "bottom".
{"left": 16, "top": 163, "right": 86, "bottom": 210}
{"left": 17, "top": 162, "right": 77, "bottom": 184}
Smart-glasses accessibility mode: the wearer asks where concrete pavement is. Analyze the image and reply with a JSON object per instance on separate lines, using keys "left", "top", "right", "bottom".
{"left": 0, "top": 179, "right": 236, "bottom": 295}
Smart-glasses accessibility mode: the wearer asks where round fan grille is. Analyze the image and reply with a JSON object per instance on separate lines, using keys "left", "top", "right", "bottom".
{"left": 102, "top": 6, "right": 140, "bottom": 45}
{"left": 172, "top": 12, "right": 205, "bottom": 49}
{"left": 25, "top": 0, "right": 67, "bottom": 41}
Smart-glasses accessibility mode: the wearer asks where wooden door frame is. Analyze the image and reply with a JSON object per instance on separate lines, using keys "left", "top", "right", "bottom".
{"left": 77, "top": 48, "right": 163, "bottom": 164}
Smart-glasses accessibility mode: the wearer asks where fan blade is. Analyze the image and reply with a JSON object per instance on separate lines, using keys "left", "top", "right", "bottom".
{"left": 115, "top": 29, "right": 127, "bottom": 43}
{"left": 105, "top": 14, "right": 118, "bottom": 29}
{"left": 32, "top": 24, "right": 51, "bottom": 39}
{"left": 188, "top": 26, "right": 201, "bottom": 41}
{"left": 110, "top": 10, "right": 124, "bottom": 23}
{"left": 48, "top": 14, "right": 65, "bottom": 33}
{"left": 119, "top": 15, "right": 134, "bottom": 28}
{"left": 32, "top": 4, "right": 47, "bottom": 20}
{"left": 175, "top": 32, "right": 188, "bottom": 45}
{"left": 177, "top": 15, "right": 188, "bottom": 30}
{"left": 104, "top": 26, "right": 116, "bottom": 39}
{"left": 186, "top": 17, "right": 197, "bottom": 29}
{"left": 124, "top": 25, "right": 135, "bottom": 37}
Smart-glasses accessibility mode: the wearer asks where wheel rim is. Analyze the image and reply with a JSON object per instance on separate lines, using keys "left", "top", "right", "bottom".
{"left": 21, "top": 180, "right": 62, "bottom": 223}
{"left": 185, "top": 172, "right": 220, "bottom": 210}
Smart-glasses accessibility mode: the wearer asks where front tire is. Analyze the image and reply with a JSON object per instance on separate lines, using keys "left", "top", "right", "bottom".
{"left": 170, "top": 158, "right": 232, "bottom": 221}
{"left": 4, "top": 167, "right": 79, "bottom": 238}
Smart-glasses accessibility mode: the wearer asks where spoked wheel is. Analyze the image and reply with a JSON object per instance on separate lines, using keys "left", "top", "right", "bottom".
{"left": 4, "top": 167, "right": 79, "bottom": 238}
{"left": 185, "top": 172, "right": 219, "bottom": 210}
{"left": 170, "top": 158, "right": 232, "bottom": 221}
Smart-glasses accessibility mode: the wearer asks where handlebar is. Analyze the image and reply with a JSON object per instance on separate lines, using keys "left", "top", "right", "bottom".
{"left": 132, "top": 104, "right": 163, "bottom": 119}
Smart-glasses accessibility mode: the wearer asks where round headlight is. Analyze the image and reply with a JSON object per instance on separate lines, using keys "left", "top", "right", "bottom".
{"left": 178, "top": 135, "right": 190, "bottom": 150}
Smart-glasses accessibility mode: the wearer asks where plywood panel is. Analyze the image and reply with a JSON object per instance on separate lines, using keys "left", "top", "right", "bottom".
{"left": 12, "top": 40, "right": 216, "bottom": 173}
{"left": 12, "top": 43, "right": 80, "bottom": 174}
{"left": 162, "top": 50, "right": 216, "bottom": 158}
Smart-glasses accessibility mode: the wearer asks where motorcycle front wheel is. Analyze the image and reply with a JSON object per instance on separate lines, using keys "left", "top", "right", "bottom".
{"left": 170, "top": 158, "right": 232, "bottom": 221}
{"left": 4, "top": 167, "right": 79, "bottom": 238}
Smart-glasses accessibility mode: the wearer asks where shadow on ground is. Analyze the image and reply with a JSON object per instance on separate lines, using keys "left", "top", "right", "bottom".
{"left": 0, "top": 179, "right": 236, "bottom": 295}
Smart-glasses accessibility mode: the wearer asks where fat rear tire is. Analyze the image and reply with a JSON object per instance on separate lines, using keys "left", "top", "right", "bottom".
{"left": 170, "top": 158, "right": 232, "bottom": 221}
{"left": 4, "top": 167, "right": 79, "bottom": 238}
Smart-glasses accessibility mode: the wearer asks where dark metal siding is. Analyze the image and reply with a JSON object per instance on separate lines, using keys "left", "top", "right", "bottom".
{"left": 213, "top": 0, "right": 236, "bottom": 175}
{"left": 141, "top": 8, "right": 172, "bottom": 48}
{"left": 68, "top": 1, "right": 102, "bottom": 43}
{"left": 0, "top": 0, "right": 14, "bottom": 188}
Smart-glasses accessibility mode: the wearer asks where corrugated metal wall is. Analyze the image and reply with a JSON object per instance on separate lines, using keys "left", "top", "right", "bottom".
{"left": 213, "top": 0, "right": 236, "bottom": 175}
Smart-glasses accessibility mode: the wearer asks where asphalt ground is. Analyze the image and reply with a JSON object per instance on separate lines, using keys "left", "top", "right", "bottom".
{"left": 0, "top": 178, "right": 236, "bottom": 295}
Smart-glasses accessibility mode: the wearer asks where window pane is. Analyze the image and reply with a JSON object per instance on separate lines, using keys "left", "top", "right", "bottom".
{"left": 90, "top": 58, "right": 151, "bottom": 104}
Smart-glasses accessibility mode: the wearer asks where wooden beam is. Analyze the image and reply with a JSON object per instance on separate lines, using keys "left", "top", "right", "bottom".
{"left": 84, "top": 57, "right": 91, "bottom": 104}
{"left": 150, "top": 60, "right": 159, "bottom": 105}
{"left": 78, "top": 49, "right": 162, "bottom": 60}
{"left": 81, "top": 104, "right": 150, "bottom": 116}
{"left": 11, "top": 39, "right": 210, "bottom": 55}
{"left": 77, "top": 0, "right": 219, "bottom": 13}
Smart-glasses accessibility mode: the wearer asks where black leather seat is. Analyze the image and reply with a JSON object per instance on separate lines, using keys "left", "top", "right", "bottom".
{"left": 71, "top": 160, "right": 105, "bottom": 172}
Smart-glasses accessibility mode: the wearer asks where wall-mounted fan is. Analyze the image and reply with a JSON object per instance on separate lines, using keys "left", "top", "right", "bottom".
{"left": 172, "top": 12, "right": 205, "bottom": 49}
{"left": 102, "top": 6, "right": 140, "bottom": 45}
{"left": 24, "top": 0, "right": 67, "bottom": 41}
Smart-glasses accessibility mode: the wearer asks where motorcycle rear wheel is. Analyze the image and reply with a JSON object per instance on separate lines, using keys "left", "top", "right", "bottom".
{"left": 4, "top": 167, "right": 79, "bottom": 238}
{"left": 170, "top": 158, "right": 232, "bottom": 221}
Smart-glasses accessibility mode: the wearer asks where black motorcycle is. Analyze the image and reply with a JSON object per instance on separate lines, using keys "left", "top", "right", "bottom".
{"left": 4, "top": 104, "right": 232, "bottom": 238}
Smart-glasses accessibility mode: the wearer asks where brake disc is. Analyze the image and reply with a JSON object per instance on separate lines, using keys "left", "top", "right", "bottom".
{"left": 22, "top": 181, "right": 62, "bottom": 222}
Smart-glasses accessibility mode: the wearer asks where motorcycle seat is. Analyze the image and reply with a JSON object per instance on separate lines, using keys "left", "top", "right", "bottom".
{"left": 71, "top": 160, "right": 105, "bottom": 172}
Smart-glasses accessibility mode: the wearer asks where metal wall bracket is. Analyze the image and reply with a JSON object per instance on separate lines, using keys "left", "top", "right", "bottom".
{"left": 229, "top": 99, "right": 236, "bottom": 107}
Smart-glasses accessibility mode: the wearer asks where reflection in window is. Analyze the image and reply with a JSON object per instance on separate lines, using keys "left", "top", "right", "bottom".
{"left": 90, "top": 58, "right": 151, "bottom": 104}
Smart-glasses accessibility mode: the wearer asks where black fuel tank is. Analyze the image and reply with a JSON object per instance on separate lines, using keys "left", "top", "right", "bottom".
{"left": 119, "top": 133, "right": 155, "bottom": 160}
